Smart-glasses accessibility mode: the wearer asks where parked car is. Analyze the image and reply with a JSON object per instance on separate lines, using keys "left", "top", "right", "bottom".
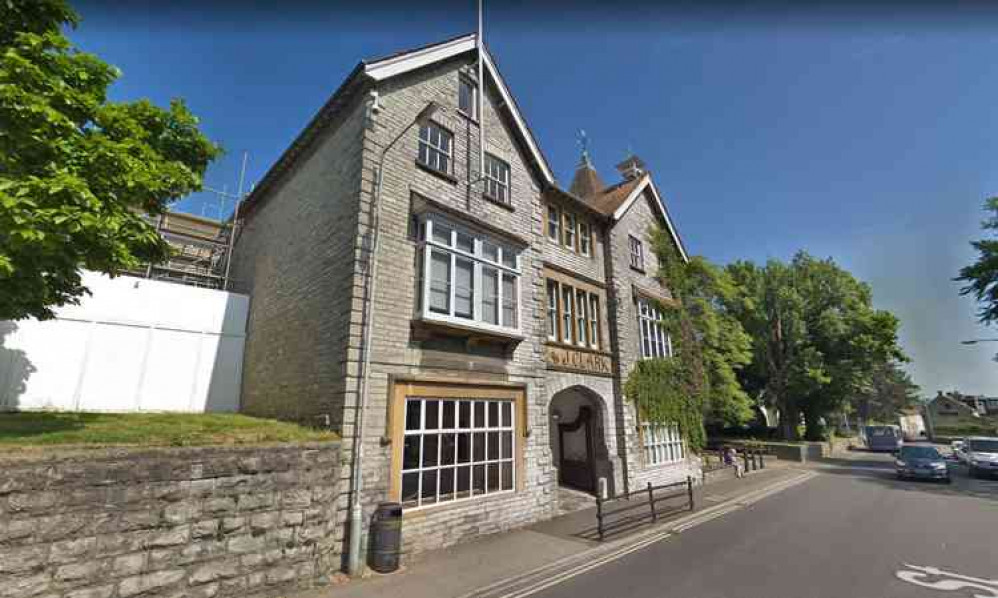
{"left": 964, "top": 437, "right": 998, "bottom": 478}
{"left": 895, "top": 445, "right": 950, "bottom": 483}
{"left": 865, "top": 425, "right": 903, "bottom": 452}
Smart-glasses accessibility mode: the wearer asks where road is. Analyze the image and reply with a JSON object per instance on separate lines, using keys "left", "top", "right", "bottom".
{"left": 530, "top": 450, "right": 998, "bottom": 598}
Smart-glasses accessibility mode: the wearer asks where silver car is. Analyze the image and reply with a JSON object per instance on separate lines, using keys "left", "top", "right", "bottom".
{"left": 965, "top": 437, "right": 998, "bottom": 478}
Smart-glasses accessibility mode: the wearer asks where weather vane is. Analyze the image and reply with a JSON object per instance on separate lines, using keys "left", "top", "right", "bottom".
{"left": 577, "top": 129, "right": 592, "bottom": 166}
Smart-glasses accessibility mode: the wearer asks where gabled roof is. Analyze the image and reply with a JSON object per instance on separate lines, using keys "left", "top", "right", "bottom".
{"left": 363, "top": 33, "right": 555, "bottom": 185}
{"left": 242, "top": 33, "right": 554, "bottom": 218}
{"left": 581, "top": 174, "right": 689, "bottom": 263}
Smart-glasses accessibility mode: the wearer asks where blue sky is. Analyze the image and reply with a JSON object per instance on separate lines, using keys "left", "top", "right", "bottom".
{"left": 70, "top": 1, "right": 998, "bottom": 396}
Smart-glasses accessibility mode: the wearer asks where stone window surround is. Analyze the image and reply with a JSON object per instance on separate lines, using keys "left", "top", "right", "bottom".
{"left": 398, "top": 396, "right": 516, "bottom": 509}
{"left": 386, "top": 380, "right": 528, "bottom": 514}
{"left": 543, "top": 266, "right": 606, "bottom": 352}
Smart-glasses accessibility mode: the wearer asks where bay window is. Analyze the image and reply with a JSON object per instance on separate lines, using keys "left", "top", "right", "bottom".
{"left": 420, "top": 215, "right": 521, "bottom": 333}
{"left": 638, "top": 297, "right": 671, "bottom": 359}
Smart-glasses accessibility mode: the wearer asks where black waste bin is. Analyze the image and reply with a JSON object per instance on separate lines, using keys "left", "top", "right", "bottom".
{"left": 368, "top": 502, "right": 402, "bottom": 573}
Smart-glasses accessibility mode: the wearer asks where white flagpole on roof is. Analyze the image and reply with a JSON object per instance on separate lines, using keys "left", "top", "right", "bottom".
{"left": 478, "top": 0, "right": 485, "bottom": 183}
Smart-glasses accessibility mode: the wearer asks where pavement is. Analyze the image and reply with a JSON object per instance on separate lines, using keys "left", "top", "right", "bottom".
{"left": 302, "top": 462, "right": 810, "bottom": 598}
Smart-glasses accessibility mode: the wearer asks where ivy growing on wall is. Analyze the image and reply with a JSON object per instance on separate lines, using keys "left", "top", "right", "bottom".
{"left": 623, "top": 227, "right": 755, "bottom": 452}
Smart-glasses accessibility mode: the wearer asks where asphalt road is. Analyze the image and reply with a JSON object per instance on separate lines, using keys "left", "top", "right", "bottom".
{"left": 531, "top": 450, "right": 998, "bottom": 598}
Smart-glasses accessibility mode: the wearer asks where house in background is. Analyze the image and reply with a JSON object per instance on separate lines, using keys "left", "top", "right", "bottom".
{"left": 230, "top": 32, "right": 699, "bottom": 563}
{"left": 925, "top": 391, "right": 998, "bottom": 438}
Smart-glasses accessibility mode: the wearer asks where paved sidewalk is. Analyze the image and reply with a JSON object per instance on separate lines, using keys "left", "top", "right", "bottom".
{"left": 301, "top": 463, "right": 805, "bottom": 598}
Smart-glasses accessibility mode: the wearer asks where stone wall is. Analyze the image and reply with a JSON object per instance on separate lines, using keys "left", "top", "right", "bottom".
{"left": 0, "top": 442, "right": 341, "bottom": 598}
{"left": 231, "top": 87, "right": 368, "bottom": 428}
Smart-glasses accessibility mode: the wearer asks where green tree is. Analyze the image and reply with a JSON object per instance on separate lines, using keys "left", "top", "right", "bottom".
{"left": 956, "top": 197, "right": 998, "bottom": 327}
{"left": 0, "top": 0, "right": 221, "bottom": 320}
{"left": 623, "top": 230, "right": 754, "bottom": 450}
{"left": 726, "top": 253, "right": 905, "bottom": 440}
{"left": 853, "top": 361, "right": 921, "bottom": 424}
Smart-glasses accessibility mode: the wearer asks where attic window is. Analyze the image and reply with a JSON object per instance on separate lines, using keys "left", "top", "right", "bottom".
{"left": 459, "top": 77, "right": 478, "bottom": 120}
{"left": 418, "top": 123, "right": 453, "bottom": 175}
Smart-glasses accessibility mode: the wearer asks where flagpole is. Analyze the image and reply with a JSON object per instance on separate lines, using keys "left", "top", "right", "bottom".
{"left": 477, "top": 0, "right": 485, "bottom": 182}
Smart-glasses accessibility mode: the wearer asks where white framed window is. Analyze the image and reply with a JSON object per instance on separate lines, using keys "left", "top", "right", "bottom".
{"left": 588, "top": 294, "right": 600, "bottom": 350}
{"left": 484, "top": 153, "right": 510, "bottom": 205}
{"left": 546, "top": 279, "right": 559, "bottom": 341}
{"left": 575, "top": 289, "right": 588, "bottom": 348}
{"left": 561, "top": 284, "right": 574, "bottom": 343}
{"left": 458, "top": 77, "right": 477, "bottom": 120}
{"left": 641, "top": 422, "right": 685, "bottom": 466}
{"left": 401, "top": 397, "right": 515, "bottom": 509}
{"left": 420, "top": 215, "right": 520, "bottom": 333}
{"left": 638, "top": 297, "right": 671, "bottom": 359}
{"left": 629, "top": 235, "right": 644, "bottom": 270}
{"left": 418, "top": 122, "right": 453, "bottom": 174}
{"left": 547, "top": 206, "right": 561, "bottom": 242}
{"left": 563, "top": 212, "right": 577, "bottom": 250}
{"left": 579, "top": 221, "right": 592, "bottom": 257}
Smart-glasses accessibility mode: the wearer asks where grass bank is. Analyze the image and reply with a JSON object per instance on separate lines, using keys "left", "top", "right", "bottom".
{"left": 0, "top": 412, "right": 336, "bottom": 448}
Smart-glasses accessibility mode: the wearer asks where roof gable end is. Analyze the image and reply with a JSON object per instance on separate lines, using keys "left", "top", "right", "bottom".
{"left": 612, "top": 175, "right": 689, "bottom": 263}
{"left": 363, "top": 34, "right": 555, "bottom": 185}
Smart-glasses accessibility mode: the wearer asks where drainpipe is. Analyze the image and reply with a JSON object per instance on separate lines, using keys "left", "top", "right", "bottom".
{"left": 347, "top": 100, "right": 440, "bottom": 576}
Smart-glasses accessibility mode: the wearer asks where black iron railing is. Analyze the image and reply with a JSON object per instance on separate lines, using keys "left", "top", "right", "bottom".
{"left": 594, "top": 477, "right": 695, "bottom": 541}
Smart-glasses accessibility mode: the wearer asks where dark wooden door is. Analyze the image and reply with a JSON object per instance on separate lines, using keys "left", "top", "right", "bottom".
{"left": 558, "top": 406, "right": 595, "bottom": 493}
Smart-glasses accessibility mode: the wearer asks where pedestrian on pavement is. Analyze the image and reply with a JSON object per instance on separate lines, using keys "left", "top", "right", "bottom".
{"left": 724, "top": 446, "right": 744, "bottom": 478}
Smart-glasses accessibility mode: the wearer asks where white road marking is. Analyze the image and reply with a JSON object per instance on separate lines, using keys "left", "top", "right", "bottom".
{"left": 479, "top": 471, "right": 817, "bottom": 598}
{"left": 896, "top": 563, "right": 998, "bottom": 597}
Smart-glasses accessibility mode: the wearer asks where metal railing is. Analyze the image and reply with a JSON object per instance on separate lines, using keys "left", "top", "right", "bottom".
{"left": 594, "top": 477, "right": 695, "bottom": 541}
{"left": 702, "top": 447, "right": 769, "bottom": 475}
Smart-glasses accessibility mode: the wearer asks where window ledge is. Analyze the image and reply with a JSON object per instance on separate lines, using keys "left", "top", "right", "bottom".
{"left": 642, "top": 459, "right": 689, "bottom": 471}
{"left": 414, "top": 313, "right": 524, "bottom": 344}
{"left": 630, "top": 265, "right": 646, "bottom": 274}
{"left": 483, "top": 194, "right": 515, "bottom": 212}
{"left": 416, "top": 161, "right": 459, "bottom": 185}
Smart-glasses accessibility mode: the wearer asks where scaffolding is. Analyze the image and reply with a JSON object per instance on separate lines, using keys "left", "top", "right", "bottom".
{"left": 126, "top": 153, "right": 248, "bottom": 291}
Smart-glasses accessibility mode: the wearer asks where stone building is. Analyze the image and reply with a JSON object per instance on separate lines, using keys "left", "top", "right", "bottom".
{"left": 231, "top": 33, "right": 700, "bottom": 563}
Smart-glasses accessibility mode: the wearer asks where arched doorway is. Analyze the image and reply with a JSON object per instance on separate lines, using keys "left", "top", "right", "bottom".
{"left": 549, "top": 386, "right": 613, "bottom": 495}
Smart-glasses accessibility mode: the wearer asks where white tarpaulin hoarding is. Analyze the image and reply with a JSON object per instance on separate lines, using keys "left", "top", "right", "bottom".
{"left": 0, "top": 271, "right": 248, "bottom": 412}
